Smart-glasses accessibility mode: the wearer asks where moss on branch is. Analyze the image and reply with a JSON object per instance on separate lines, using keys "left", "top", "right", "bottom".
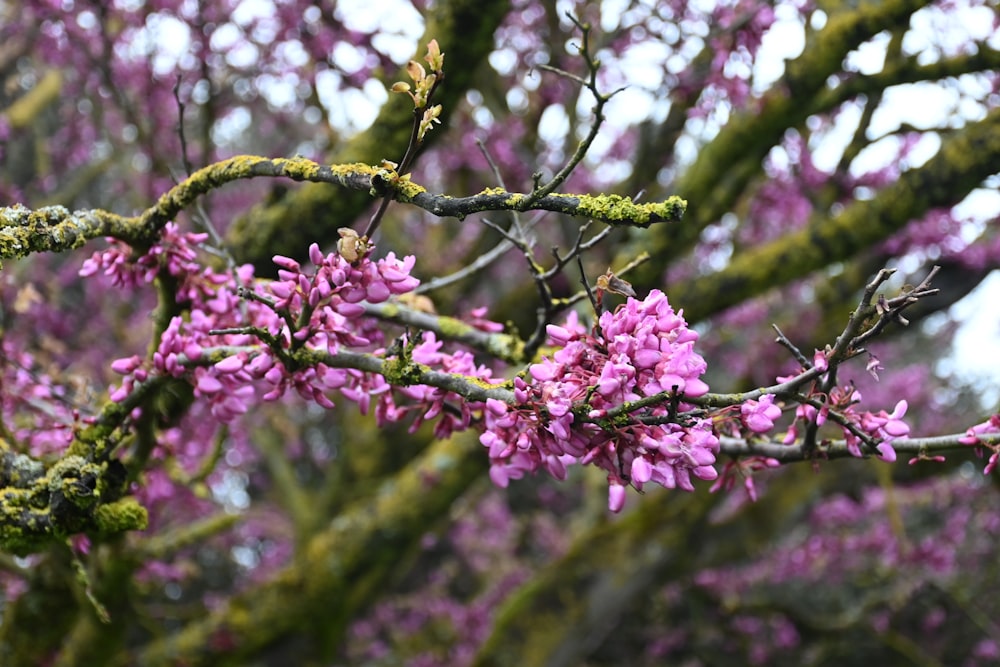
{"left": 0, "top": 450, "right": 144, "bottom": 555}
{"left": 226, "top": 0, "right": 514, "bottom": 270}
{"left": 0, "top": 204, "right": 121, "bottom": 261}
{"left": 671, "top": 106, "right": 1000, "bottom": 323}
{"left": 629, "top": 0, "right": 934, "bottom": 289}
{"left": 365, "top": 302, "right": 528, "bottom": 364}
{"left": 2, "top": 157, "right": 684, "bottom": 262}
{"left": 3, "top": 70, "right": 63, "bottom": 129}
{"left": 130, "top": 431, "right": 488, "bottom": 667}
{"left": 473, "top": 489, "right": 718, "bottom": 667}
{"left": 402, "top": 188, "right": 685, "bottom": 225}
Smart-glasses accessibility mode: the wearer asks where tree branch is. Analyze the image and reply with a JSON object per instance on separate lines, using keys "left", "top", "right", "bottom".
{"left": 0, "top": 156, "right": 685, "bottom": 261}
{"left": 630, "top": 0, "right": 935, "bottom": 287}
{"left": 669, "top": 106, "right": 1000, "bottom": 323}
{"left": 224, "top": 0, "right": 514, "bottom": 271}
{"left": 718, "top": 431, "right": 1000, "bottom": 463}
{"left": 128, "top": 430, "right": 487, "bottom": 667}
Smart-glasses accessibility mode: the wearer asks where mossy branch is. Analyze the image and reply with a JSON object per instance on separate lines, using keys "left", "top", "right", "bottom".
{"left": 225, "top": 0, "right": 513, "bottom": 269}
{"left": 0, "top": 450, "right": 145, "bottom": 555}
{"left": 128, "top": 431, "right": 486, "bottom": 667}
{"left": 473, "top": 489, "right": 718, "bottom": 667}
{"left": 631, "top": 0, "right": 934, "bottom": 287}
{"left": 362, "top": 302, "right": 528, "bottom": 364}
{"left": 473, "top": 463, "right": 857, "bottom": 666}
{"left": 668, "top": 106, "right": 1000, "bottom": 323}
{"left": 3, "top": 70, "right": 63, "bottom": 129}
{"left": 0, "top": 156, "right": 685, "bottom": 261}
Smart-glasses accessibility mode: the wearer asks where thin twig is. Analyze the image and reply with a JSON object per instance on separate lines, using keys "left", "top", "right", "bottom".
{"left": 414, "top": 212, "right": 545, "bottom": 295}
{"left": 772, "top": 324, "right": 811, "bottom": 368}
{"left": 516, "top": 14, "right": 627, "bottom": 211}
{"left": 476, "top": 138, "right": 527, "bottom": 241}
{"left": 172, "top": 74, "right": 193, "bottom": 178}
{"left": 577, "top": 255, "right": 599, "bottom": 313}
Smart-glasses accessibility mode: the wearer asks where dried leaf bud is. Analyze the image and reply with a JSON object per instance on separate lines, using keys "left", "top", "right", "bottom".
{"left": 337, "top": 228, "right": 368, "bottom": 263}
{"left": 595, "top": 269, "right": 636, "bottom": 298}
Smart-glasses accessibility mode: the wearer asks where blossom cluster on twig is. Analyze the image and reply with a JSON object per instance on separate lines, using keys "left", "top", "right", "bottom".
{"left": 76, "top": 225, "right": 1000, "bottom": 514}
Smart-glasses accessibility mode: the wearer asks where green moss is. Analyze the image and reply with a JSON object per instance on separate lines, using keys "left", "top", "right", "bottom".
{"left": 504, "top": 193, "right": 525, "bottom": 208}
{"left": 273, "top": 156, "right": 318, "bottom": 179}
{"left": 47, "top": 456, "right": 102, "bottom": 507}
{"left": 434, "top": 314, "right": 473, "bottom": 338}
{"left": 488, "top": 336, "right": 526, "bottom": 366}
{"left": 566, "top": 193, "right": 687, "bottom": 225}
{"left": 381, "top": 356, "right": 427, "bottom": 386}
{"left": 0, "top": 204, "right": 100, "bottom": 260}
{"left": 464, "top": 373, "right": 511, "bottom": 392}
{"left": 394, "top": 175, "right": 428, "bottom": 199}
{"left": 329, "top": 161, "right": 379, "bottom": 178}
{"left": 94, "top": 499, "right": 148, "bottom": 534}
{"left": 0, "top": 452, "right": 145, "bottom": 553}
{"left": 4, "top": 452, "right": 44, "bottom": 486}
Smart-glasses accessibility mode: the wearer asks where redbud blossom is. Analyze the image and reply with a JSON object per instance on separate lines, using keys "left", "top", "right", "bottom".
{"left": 813, "top": 349, "right": 829, "bottom": 372}
{"left": 740, "top": 395, "right": 782, "bottom": 433}
{"left": 481, "top": 289, "right": 718, "bottom": 512}
{"left": 959, "top": 415, "right": 1000, "bottom": 475}
{"left": 959, "top": 415, "right": 1000, "bottom": 445}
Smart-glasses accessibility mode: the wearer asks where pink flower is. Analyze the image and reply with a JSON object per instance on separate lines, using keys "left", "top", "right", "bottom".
{"left": 480, "top": 290, "right": 717, "bottom": 511}
{"left": 876, "top": 442, "right": 897, "bottom": 463}
{"left": 607, "top": 482, "right": 627, "bottom": 513}
{"left": 813, "top": 349, "right": 829, "bottom": 372}
{"left": 741, "top": 395, "right": 782, "bottom": 433}
{"left": 959, "top": 415, "right": 1000, "bottom": 445}
{"left": 860, "top": 400, "right": 910, "bottom": 441}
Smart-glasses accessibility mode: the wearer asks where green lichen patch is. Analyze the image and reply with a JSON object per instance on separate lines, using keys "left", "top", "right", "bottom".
{"left": 0, "top": 453, "right": 142, "bottom": 554}
{"left": 381, "top": 356, "right": 427, "bottom": 386}
{"left": 504, "top": 193, "right": 525, "bottom": 208}
{"left": 566, "top": 193, "right": 687, "bottom": 226}
{"left": 94, "top": 499, "right": 148, "bottom": 534}
{"left": 393, "top": 174, "right": 428, "bottom": 199}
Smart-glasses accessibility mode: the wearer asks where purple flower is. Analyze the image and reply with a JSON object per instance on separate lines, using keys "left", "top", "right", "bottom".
{"left": 480, "top": 289, "right": 716, "bottom": 512}
{"left": 959, "top": 415, "right": 1000, "bottom": 445}
{"left": 607, "top": 482, "right": 627, "bottom": 513}
{"left": 741, "top": 395, "right": 782, "bottom": 434}
{"left": 860, "top": 400, "right": 910, "bottom": 441}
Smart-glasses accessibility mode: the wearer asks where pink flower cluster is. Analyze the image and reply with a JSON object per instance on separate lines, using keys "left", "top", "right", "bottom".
{"left": 80, "top": 222, "right": 207, "bottom": 289}
{"left": 376, "top": 332, "right": 497, "bottom": 439}
{"left": 855, "top": 400, "right": 910, "bottom": 462}
{"left": 780, "top": 379, "right": 910, "bottom": 461}
{"left": 95, "top": 231, "right": 513, "bottom": 459}
{"left": 741, "top": 395, "right": 782, "bottom": 434}
{"left": 105, "top": 258, "right": 258, "bottom": 417}
{"left": 960, "top": 414, "right": 1000, "bottom": 475}
{"left": 99, "top": 233, "right": 423, "bottom": 422}
{"left": 271, "top": 243, "right": 419, "bottom": 319}
{"left": 480, "top": 291, "right": 719, "bottom": 512}
{"left": 0, "top": 340, "right": 93, "bottom": 456}
{"left": 244, "top": 243, "right": 420, "bottom": 410}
